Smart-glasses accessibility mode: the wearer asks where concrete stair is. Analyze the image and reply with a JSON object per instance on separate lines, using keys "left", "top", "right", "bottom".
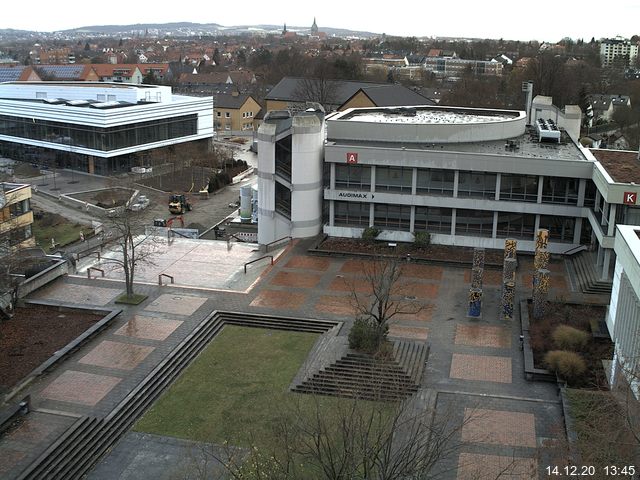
{"left": 569, "top": 252, "right": 612, "bottom": 295}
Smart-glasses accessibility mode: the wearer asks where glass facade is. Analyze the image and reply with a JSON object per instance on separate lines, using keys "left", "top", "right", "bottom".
{"left": 375, "top": 166, "right": 413, "bottom": 193}
{"left": 539, "top": 215, "right": 575, "bottom": 242}
{"left": 414, "top": 206, "right": 452, "bottom": 233}
{"left": 496, "top": 212, "right": 536, "bottom": 239}
{"left": 334, "top": 201, "right": 369, "bottom": 226}
{"left": 457, "top": 171, "right": 497, "bottom": 199}
{"left": 0, "top": 114, "right": 198, "bottom": 152}
{"left": 500, "top": 174, "right": 539, "bottom": 202}
{"left": 542, "top": 177, "right": 578, "bottom": 205}
{"left": 335, "top": 164, "right": 371, "bottom": 190}
{"left": 416, "top": 169, "right": 454, "bottom": 196}
{"left": 274, "top": 182, "right": 291, "bottom": 219}
{"left": 374, "top": 204, "right": 411, "bottom": 230}
{"left": 455, "top": 209, "right": 494, "bottom": 237}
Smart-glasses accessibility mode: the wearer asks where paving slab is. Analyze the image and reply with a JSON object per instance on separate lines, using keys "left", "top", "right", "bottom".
{"left": 454, "top": 324, "right": 511, "bottom": 349}
{"left": 78, "top": 340, "right": 155, "bottom": 370}
{"left": 30, "top": 284, "right": 121, "bottom": 306}
{"left": 249, "top": 289, "right": 306, "bottom": 309}
{"left": 462, "top": 408, "right": 537, "bottom": 448}
{"left": 456, "top": 452, "right": 537, "bottom": 479}
{"left": 450, "top": 353, "right": 512, "bottom": 383}
{"left": 114, "top": 316, "right": 183, "bottom": 341}
{"left": 39, "top": 370, "right": 122, "bottom": 406}
{"left": 144, "top": 294, "right": 208, "bottom": 316}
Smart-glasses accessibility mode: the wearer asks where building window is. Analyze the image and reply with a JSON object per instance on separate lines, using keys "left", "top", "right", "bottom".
{"left": 542, "top": 177, "right": 578, "bottom": 205}
{"left": 416, "top": 168, "right": 454, "bottom": 196}
{"left": 225, "top": 112, "right": 230, "bottom": 118}
{"left": 414, "top": 206, "right": 452, "bottom": 233}
{"left": 455, "top": 209, "right": 494, "bottom": 237}
{"left": 217, "top": 111, "right": 221, "bottom": 117}
{"left": 457, "top": 171, "right": 497, "bottom": 199}
{"left": 496, "top": 212, "right": 535, "bottom": 239}
{"left": 500, "top": 174, "right": 538, "bottom": 202}
{"left": 275, "top": 182, "right": 291, "bottom": 219}
{"left": 375, "top": 166, "right": 412, "bottom": 193}
{"left": 335, "top": 164, "right": 371, "bottom": 190}
{"left": 539, "top": 215, "right": 575, "bottom": 243}
{"left": 374, "top": 204, "right": 411, "bottom": 231}
{"left": 334, "top": 200, "right": 370, "bottom": 227}
{"left": 224, "top": 125, "right": 231, "bottom": 131}
{"left": 242, "top": 112, "right": 246, "bottom": 118}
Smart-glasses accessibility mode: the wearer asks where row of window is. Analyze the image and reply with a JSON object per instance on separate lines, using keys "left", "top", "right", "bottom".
{"left": 215, "top": 111, "right": 255, "bottom": 118}
{"left": 0, "top": 224, "right": 33, "bottom": 251}
{"left": 0, "top": 198, "right": 31, "bottom": 223}
{"left": 0, "top": 115, "right": 198, "bottom": 152}
{"left": 334, "top": 165, "right": 587, "bottom": 205}
{"left": 333, "top": 201, "right": 576, "bottom": 242}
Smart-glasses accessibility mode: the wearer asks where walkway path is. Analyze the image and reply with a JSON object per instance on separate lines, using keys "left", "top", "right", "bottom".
{"left": 0, "top": 239, "right": 575, "bottom": 479}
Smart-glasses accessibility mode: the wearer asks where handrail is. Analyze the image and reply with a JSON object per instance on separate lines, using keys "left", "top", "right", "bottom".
{"left": 158, "top": 273, "right": 174, "bottom": 286}
{"left": 87, "top": 267, "right": 104, "bottom": 279}
{"left": 244, "top": 255, "right": 273, "bottom": 273}
{"left": 77, "top": 251, "right": 101, "bottom": 262}
{"left": 562, "top": 244, "right": 586, "bottom": 256}
{"left": 265, "top": 235, "right": 292, "bottom": 253}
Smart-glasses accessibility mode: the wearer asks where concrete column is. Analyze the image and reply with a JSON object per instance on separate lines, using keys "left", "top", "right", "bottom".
{"left": 495, "top": 173, "right": 501, "bottom": 201}
{"left": 608, "top": 204, "right": 617, "bottom": 236}
{"left": 410, "top": 205, "right": 415, "bottom": 232}
{"left": 453, "top": 170, "right": 459, "bottom": 198}
{"left": 595, "top": 189, "right": 601, "bottom": 211}
{"left": 573, "top": 217, "right": 583, "bottom": 244}
{"left": 492, "top": 211, "right": 498, "bottom": 238}
{"left": 537, "top": 175, "right": 544, "bottom": 203}
{"left": 597, "top": 244, "right": 604, "bottom": 267}
{"left": 602, "top": 249, "right": 612, "bottom": 281}
{"left": 577, "top": 179, "right": 586, "bottom": 207}
{"left": 534, "top": 215, "right": 540, "bottom": 240}
{"left": 329, "top": 200, "right": 335, "bottom": 227}
{"left": 370, "top": 165, "right": 376, "bottom": 193}
{"left": 450, "top": 208, "right": 457, "bottom": 237}
{"left": 369, "top": 202, "right": 374, "bottom": 227}
{"left": 602, "top": 201, "right": 609, "bottom": 227}
{"left": 330, "top": 163, "right": 336, "bottom": 189}
{"left": 411, "top": 168, "right": 417, "bottom": 195}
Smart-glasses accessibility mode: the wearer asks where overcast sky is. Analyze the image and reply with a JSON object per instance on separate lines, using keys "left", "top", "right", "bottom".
{"left": 3, "top": 0, "right": 639, "bottom": 42}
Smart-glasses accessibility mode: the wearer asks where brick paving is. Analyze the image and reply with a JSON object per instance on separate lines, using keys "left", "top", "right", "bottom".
{"left": 39, "top": 370, "right": 122, "bottom": 406}
{"left": 463, "top": 269, "right": 504, "bottom": 286}
{"left": 462, "top": 408, "right": 537, "bottom": 447}
{"left": 456, "top": 452, "right": 537, "bottom": 479}
{"left": 114, "top": 316, "right": 183, "bottom": 341}
{"left": 144, "top": 294, "right": 208, "bottom": 316}
{"left": 0, "top": 238, "right": 573, "bottom": 479}
{"left": 78, "top": 340, "right": 155, "bottom": 370}
{"left": 249, "top": 289, "right": 306, "bottom": 309}
{"left": 449, "top": 353, "right": 512, "bottom": 383}
{"left": 327, "top": 276, "right": 371, "bottom": 293}
{"left": 454, "top": 324, "right": 511, "bottom": 348}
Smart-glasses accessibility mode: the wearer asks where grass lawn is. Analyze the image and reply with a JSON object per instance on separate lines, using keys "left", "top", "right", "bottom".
{"left": 32, "top": 212, "right": 93, "bottom": 252}
{"left": 134, "top": 326, "right": 320, "bottom": 447}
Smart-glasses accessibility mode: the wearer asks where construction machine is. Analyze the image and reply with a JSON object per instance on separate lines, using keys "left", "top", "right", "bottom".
{"left": 168, "top": 194, "right": 192, "bottom": 214}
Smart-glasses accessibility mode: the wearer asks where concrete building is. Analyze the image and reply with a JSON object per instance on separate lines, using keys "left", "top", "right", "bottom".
{"left": 0, "top": 182, "right": 34, "bottom": 255}
{"left": 257, "top": 104, "right": 640, "bottom": 282}
{"left": 607, "top": 224, "right": 640, "bottom": 395}
{"left": 0, "top": 82, "right": 214, "bottom": 175}
{"left": 257, "top": 110, "right": 325, "bottom": 245}
{"left": 600, "top": 37, "right": 639, "bottom": 67}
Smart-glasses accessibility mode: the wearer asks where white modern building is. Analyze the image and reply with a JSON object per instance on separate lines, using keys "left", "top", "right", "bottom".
{"left": 600, "top": 37, "right": 639, "bottom": 67}
{"left": 0, "top": 82, "right": 214, "bottom": 174}
{"left": 607, "top": 224, "right": 640, "bottom": 395}
{"left": 257, "top": 104, "right": 640, "bottom": 282}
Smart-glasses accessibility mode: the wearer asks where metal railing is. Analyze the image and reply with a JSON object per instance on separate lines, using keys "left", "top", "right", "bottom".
{"left": 87, "top": 267, "right": 104, "bottom": 279}
{"left": 265, "top": 236, "right": 292, "bottom": 253}
{"left": 562, "top": 244, "right": 587, "bottom": 256}
{"left": 244, "top": 255, "right": 273, "bottom": 273}
{"left": 158, "top": 273, "right": 174, "bottom": 286}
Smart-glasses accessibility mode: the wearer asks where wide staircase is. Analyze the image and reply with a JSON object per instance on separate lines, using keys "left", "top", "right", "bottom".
{"left": 15, "top": 312, "right": 339, "bottom": 480}
{"left": 569, "top": 251, "right": 613, "bottom": 295}
{"left": 291, "top": 334, "right": 429, "bottom": 402}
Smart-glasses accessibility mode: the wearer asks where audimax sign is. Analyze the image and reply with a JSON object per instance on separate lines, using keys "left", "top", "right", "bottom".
{"left": 337, "top": 191, "right": 370, "bottom": 199}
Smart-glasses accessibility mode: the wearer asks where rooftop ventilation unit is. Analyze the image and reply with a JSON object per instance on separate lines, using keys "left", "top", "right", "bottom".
{"left": 536, "top": 118, "right": 561, "bottom": 143}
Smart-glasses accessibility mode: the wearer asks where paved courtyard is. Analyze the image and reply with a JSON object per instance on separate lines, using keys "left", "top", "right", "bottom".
{"left": 0, "top": 238, "right": 573, "bottom": 479}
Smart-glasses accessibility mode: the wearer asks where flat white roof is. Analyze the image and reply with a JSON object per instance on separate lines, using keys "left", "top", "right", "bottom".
{"left": 345, "top": 109, "right": 518, "bottom": 125}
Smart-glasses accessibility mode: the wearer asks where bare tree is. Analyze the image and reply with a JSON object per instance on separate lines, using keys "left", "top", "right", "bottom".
{"left": 100, "top": 208, "right": 160, "bottom": 299}
{"left": 348, "top": 258, "right": 423, "bottom": 352}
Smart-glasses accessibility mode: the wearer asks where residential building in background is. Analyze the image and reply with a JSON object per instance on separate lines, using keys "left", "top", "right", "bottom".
{"left": 600, "top": 37, "right": 639, "bottom": 67}
{"left": 214, "top": 93, "right": 261, "bottom": 134}
{"left": 0, "top": 182, "right": 34, "bottom": 255}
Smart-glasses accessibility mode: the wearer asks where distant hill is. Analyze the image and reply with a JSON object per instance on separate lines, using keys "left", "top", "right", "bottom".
{"left": 0, "top": 22, "right": 379, "bottom": 40}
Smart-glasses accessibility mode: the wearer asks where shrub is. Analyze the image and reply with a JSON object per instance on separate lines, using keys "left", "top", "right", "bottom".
{"left": 544, "top": 350, "right": 587, "bottom": 382}
{"left": 361, "top": 227, "right": 380, "bottom": 242}
{"left": 413, "top": 231, "right": 431, "bottom": 247}
{"left": 349, "top": 317, "right": 386, "bottom": 353}
{"left": 552, "top": 325, "right": 589, "bottom": 350}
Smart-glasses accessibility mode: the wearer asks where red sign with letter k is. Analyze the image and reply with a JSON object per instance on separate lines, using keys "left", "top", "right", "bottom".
{"left": 623, "top": 192, "right": 637, "bottom": 205}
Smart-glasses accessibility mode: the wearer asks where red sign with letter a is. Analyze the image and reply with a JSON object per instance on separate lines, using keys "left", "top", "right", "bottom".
{"left": 346, "top": 152, "right": 358, "bottom": 164}
{"left": 623, "top": 192, "right": 637, "bottom": 205}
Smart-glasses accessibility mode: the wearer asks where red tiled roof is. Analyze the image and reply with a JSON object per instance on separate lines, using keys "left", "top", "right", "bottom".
{"left": 591, "top": 149, "right": 640, "bottom": 184}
